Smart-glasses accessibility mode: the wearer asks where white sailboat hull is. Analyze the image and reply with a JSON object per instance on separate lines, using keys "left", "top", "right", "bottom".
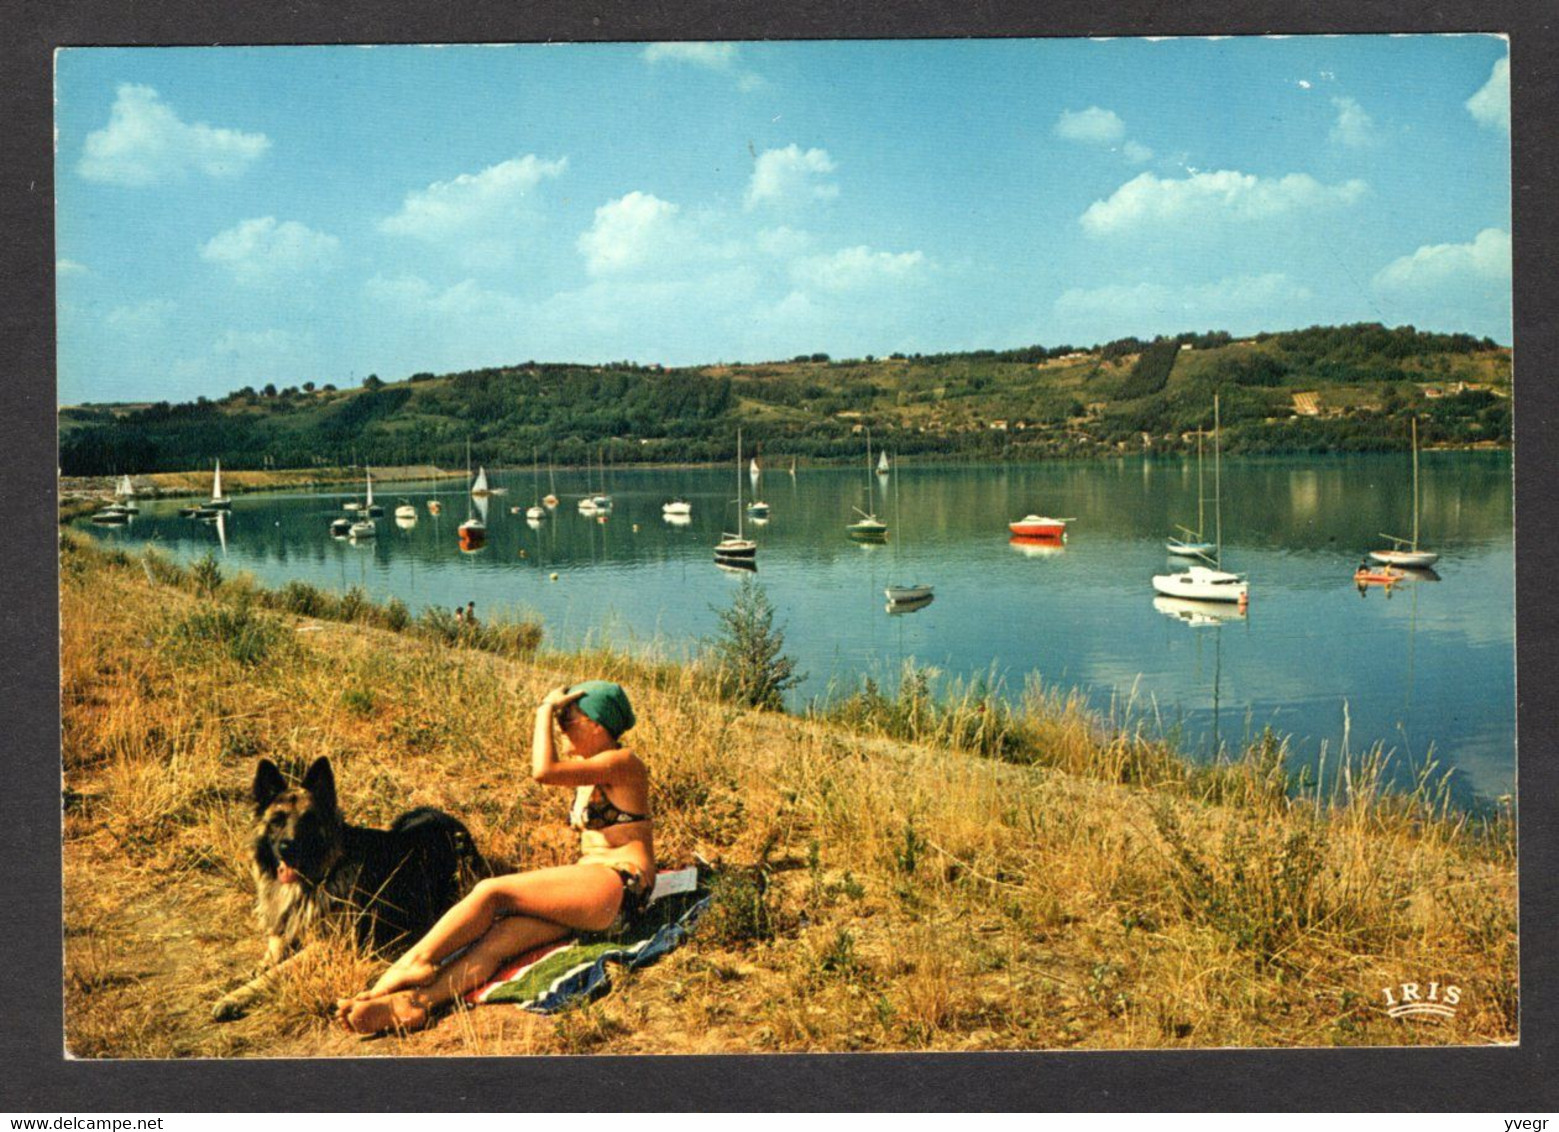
{"left": 1151, "top": 566, "right": 1247, "bottom": 603}
{"left": 885, "top": 584, "right": 934, "bottom": 603}
{"left": 1367, "top": 549, "right": 1439, "bottom": 568}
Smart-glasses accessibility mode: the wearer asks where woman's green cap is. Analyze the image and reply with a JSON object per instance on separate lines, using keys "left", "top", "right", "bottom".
{"left": 569, "top": 680, "right": 635, "bottom": 739}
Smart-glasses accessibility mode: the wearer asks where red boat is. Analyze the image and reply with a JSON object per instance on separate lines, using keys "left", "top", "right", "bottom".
{"left": 1008, "top": 514, "right": 1069, "bottom": 538}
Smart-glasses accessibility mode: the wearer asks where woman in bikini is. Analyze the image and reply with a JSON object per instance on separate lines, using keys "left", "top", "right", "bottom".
{"left": 338, "top": 679, "right": 654, "bottom": 1035}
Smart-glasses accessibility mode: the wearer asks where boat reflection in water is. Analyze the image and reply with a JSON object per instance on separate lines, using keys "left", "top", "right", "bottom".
{"left": 715, "top": 554, "right": 757, "bottom": 574}
{"left": 1152, "top": 595, "right": 1247, "bottom": 626}
{"left": 886, "top": 593, "right": 935, "bottom": 615}
{"left": 1009, "top": 535, "right": 1066, "bottom": 558}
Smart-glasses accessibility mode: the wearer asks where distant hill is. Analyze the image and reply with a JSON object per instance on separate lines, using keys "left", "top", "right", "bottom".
{"left": 57, "top": 324, "right": 1511, "bottom": 475}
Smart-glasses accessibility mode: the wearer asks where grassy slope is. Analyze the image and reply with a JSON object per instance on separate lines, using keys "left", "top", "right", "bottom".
{"left": 60, "top": 535, "right": 1516, "bottom": 1057}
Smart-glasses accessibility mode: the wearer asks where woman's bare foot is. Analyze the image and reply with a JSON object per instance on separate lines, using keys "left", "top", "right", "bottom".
{"left": 367, "top": 955, "right": 440, "bottom": 998}
{"left": 342, "top": 991, "right": 432, "bottom": 1036}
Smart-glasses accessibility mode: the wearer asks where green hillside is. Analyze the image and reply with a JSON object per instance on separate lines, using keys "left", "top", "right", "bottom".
{"left": 58, "top": 324, "right": 1511, "bottom": 475}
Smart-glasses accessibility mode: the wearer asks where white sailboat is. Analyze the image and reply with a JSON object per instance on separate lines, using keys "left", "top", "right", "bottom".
{"left": 877, "top": 449, "right": 890, "bottom": 475}
{"left": 526, "top": 449, "right": 547, "bottom": 520}
{"left": 471, "top": 465, "right": 491, "bottom": 497}
{"left": 885, "top": 455, "right": 933, "bottom": 608}
{"left": 1152, "top": 395, "right": 1248, "bottom": 605}
{"left": 208, "top": 459, "right": 231, "bottom": 510}
{"left": 1369, "top": 417, "right": 1440, "bottom": 568}
{"left": 1167, "top": 429, "right": 1215, "bottom": 558}
{"left": 592, "top": 447, "right": 613, "bottom": 510}
{"left": 846, "top": 428, "right": 888, "bottom": 540}
{"left": 363, "top": 468, "right": 383, "bottom": 516}
{"left": 113, "top": 474, "right": 139, "bottom": 514}
{"left": 348, "top": 517, "right": 376, "bottom": 539}
{"left": 715, "top": 430, "right": 758, "bottom": 560}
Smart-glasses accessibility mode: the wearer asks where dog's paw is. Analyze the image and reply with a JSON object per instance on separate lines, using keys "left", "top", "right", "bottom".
{"left": 211, "top": 994, "right": 250, "bottom": 1022}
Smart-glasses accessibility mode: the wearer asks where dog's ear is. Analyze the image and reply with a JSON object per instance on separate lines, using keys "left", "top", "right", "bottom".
{"left": 253, "top": 759, "right": 288, "bottom": 815}
{"left": 301, "top": 756, "right": 337, "bottom": 814}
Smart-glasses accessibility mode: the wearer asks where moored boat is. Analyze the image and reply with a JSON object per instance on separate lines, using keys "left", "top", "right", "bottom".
{"left": 1009, "top": 515, "right": 1068, "bottom": 538}
{"left": 1369, "top": 417, "right": 1439, "bottom": 568}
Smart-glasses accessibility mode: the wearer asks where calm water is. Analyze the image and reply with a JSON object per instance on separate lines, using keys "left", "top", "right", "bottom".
{"left": 80, "top": 454, "right": 1516, "bottom": 804}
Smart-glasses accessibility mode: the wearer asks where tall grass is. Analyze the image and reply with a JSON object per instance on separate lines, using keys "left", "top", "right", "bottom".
{"left": 58, "top": 528, "right": 1517, "bottom": 1057}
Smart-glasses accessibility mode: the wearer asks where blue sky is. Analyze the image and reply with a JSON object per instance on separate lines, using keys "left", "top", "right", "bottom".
{"left": 55, "top": 36, "right": 1511, "bottom": 405}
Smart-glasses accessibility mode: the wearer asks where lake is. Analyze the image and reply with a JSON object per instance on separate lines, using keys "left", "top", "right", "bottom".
{"left": 78, "top": 453, "right": 1515, "bottom": 805}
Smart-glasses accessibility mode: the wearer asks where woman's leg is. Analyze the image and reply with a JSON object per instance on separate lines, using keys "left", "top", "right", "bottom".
{"left": 341, "top": 914, "right": 570, "bottom": 1035}
{"left": 349, "top": 864, "right": 627, "bottom": 1002}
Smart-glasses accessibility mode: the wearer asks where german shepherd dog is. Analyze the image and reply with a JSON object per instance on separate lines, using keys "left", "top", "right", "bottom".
{"left": 212, "top": 756, "right": 484, "bottom": 1021}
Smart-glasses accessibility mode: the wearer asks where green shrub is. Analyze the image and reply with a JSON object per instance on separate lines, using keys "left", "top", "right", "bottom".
{"left": 707, "top": 578, "right": 803, "bottom": 710}
{"left": 189, "top": 554, "right": 223, "bottom": 597}
{"left": 167, "top": 601, "right": 291, "bottom": 668}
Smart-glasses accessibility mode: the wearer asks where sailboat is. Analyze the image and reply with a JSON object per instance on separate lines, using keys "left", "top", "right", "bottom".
{"left": 363, "top": 468, "right": 383, "bottom": 516}
{"left": 459, "top": 440, "right": 487, "bottom": 547}
{"left": 113, "top": 474, "right": 139, "bottom": 514}
{"left": 471, "top": 464, "right": 492, "bottom": 497}
{"left": 715, "top": 429, "right": 758, "bottom": 561}
{"left": 526, "top": 449, "right": 547, "bottom": 520}
{"left": 877, "top": 449, "right": 890, "bottom": 476}
{"left": 1167, "top": 429, "right": 1215, "bottom": 557}
{"left": 592, "top": 447, "right": 613, "bottom": 510}
{"left": 544, "top": 459, "right": 559, "bottom": 510}
{"left": 208, "top": 459, "right": 232, "bottom": 510}
{"left": 749, "top": 453, "right": 761, "bottom": 480}
{"left": 1152, "top": 394, "right": 1248, "bottom": 605}
{"left": 789, "top": 456, "right": 797, "bottom": 477}
{"left": 847, "top": 428, "right": 889, "bottom": 540}
{"left": 1368, "top": 417, "right": 1439, "bottom": 568}
{"left": 885, "top": 455, "right": 933, "bottom": 608}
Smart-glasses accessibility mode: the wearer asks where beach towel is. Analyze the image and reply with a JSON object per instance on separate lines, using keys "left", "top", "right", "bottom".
{"left": 464, "top": 867, "right": 709, "bottom": 1013}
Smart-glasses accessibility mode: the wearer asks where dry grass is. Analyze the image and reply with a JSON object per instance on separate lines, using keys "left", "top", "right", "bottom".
{"left": 58, "top": 530, "right": 1517, "bottom": 1058}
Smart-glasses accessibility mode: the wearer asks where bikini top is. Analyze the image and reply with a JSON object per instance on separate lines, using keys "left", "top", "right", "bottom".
{"left": 570, "top": 785, "right": 650, "bottom": 831}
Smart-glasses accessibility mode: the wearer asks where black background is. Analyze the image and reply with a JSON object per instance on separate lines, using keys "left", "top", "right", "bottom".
{"left": 4, "top": 0, "right": 1555, "bottom": 1112}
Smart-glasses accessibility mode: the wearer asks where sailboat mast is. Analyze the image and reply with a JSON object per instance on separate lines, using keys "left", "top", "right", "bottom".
{"left": 736, "top": 429, "right": 745, "bottom": 539}
{"left": 1213, "top": 395, "right": 1223, "bottom": 570}
{"left": 1196, "top": 429, "right": 1205, "bottom": 538}
{"left": 1411, "top": 416, "right": 1420, "bottom": 552}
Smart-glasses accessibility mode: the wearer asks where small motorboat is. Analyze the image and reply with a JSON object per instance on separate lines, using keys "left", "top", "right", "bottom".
{"left": 662, "top": 500, "right": 692, "bottom": 517}
{"left": 885, "top": 583, "right": 934, "bottom": 604}
{"left": 394, "top": 502, "right": 417, "bottom": 521}
{"left": 746, "top": 500, "right": 770, "bottom": 518}
{"left": 1354, "top": 564, "right": 1405, "bottom": 588}
{"left": 578, "top": 498, "right": 599, "bottom": 514}
{"left": 886, "top": 592, "right": 934, "bottom": 614}
{"left": 543, "top": 494, "right": 559, "bottom": 509}
{"left": 426, "top": 499, "right": 442, "bottom": 516}
{"left": 330, "top": 517, "right": 352, "bottom": 538}
{"left": 1009, "top": 515, "right": 1069, "bottom": 539}
{"left": 526, "top": 504, "right": 546, "bottom": 520}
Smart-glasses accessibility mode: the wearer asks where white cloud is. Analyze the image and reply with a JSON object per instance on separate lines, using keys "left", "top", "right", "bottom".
{"left": 1055, "top": 107, "right": 1126, "bottom": 145}
{"left": 378, "top": 155, "right": 567, "bottom": 265}
{"left": 756, "top": 226, "right": 813, "bottom": 259}
{"left": 56, "top": 258, "right": 88, "bottom": 277}
{"left": 105, "top": 297, "right": 177, "bottom": 333}
{"left": 1122, "top": 140, "right": 1154, "bottom": 164}
{"left": 643, "top": 43, "right": 739, "bottom": 69}
{"left": 78, "top": 84, "right": 269, "bottom": 186}
{"left": 746, "top": 144, "right": 838, "bottom": 209}
{"left": 1055, "top": 274, "right": 1313, "bottom": 338}
{"left": 212, "top": 328, "right": 301, "bottom": 356}
{"left": 1080, "top": 169, "right": 1367, "bottom": 235}
{"left": 643, "top": 42, "right": 764, "bottom": 90}
{"left": 1466, "top": 57, "right": 1510, "bottom": 135}
{"left": 1329, "top": 96, "right": 1376, "bottom": 148}
{"left": 791, "top": 246, "right": 926, "bottom": 293}
{"left": 577, "top": 192, "right": 683, "bottom": 276}
{"left": 1372, "top": 228, "right": 1511, "bottom": 293}
{"left": 199, "top": 217, "right": 339, "bottom": 285}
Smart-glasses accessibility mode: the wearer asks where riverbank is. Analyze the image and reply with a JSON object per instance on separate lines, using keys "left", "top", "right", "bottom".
{"left": 59, "top": 464, "right": 465, "bottom": 506}
{"left": 59, "top": 530, "right": 1516, "bottom": 1056}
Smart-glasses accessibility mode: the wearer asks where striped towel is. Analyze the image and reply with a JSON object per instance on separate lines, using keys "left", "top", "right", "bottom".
{"left": 464, "top": 867, "right": 709, "bottom": 1013}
